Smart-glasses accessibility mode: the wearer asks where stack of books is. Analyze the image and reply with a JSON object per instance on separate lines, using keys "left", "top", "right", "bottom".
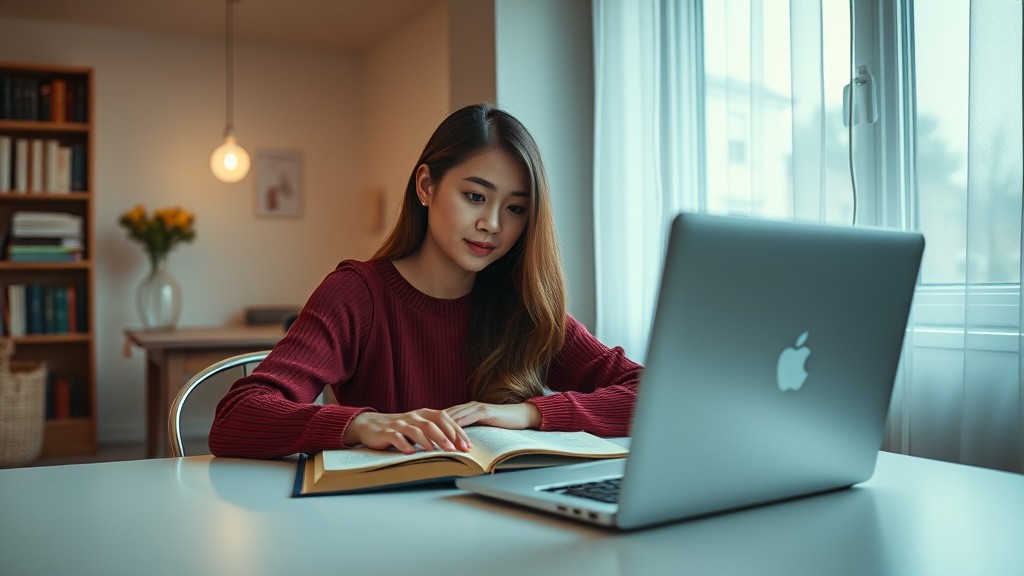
{"left": 4, "top": 211, "right": 84, "bottom": 262}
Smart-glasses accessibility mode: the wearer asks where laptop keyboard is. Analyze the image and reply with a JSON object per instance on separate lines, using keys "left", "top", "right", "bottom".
{"left": 545, "top": 477, "right": 622, "bottom": 504}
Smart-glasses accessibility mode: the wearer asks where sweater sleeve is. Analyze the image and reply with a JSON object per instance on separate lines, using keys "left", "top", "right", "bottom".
{"left": 208, "top": 265, "right": 376, "bottom": 459}
{"left": 527, "top": 315, "right": 642, "bottom": 437}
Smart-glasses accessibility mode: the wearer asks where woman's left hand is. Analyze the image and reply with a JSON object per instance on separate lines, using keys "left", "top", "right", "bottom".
{"left": 444, "top": 401, "right": 541, "bottom": 430}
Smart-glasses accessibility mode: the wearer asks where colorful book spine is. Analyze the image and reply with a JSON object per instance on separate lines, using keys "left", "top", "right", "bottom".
{"left": 50, "top": 78, "right": 67, "bottom": 123}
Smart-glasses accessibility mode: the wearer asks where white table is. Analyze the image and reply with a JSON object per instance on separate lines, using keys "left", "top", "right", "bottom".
{"left": 1, "top": 451, "right": 1022, "bottom": 576}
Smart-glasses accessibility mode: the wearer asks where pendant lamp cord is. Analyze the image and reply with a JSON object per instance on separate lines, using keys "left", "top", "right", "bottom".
{"left": 225, "top": 0, "right": 235, "bottom": 133}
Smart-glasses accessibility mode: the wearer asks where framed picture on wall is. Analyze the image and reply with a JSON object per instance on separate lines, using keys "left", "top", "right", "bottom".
{"left": 255, "top": 149, "right": 304, "bottom": 218}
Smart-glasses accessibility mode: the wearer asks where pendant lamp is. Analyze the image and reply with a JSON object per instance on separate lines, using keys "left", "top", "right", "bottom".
{"left": 210, "top": 0, "right": 250, "bottom": 183}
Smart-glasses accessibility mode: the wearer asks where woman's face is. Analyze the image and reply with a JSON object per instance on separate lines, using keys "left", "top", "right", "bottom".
{"left": 418, "top": 147, "right": 531, "bottom": 276}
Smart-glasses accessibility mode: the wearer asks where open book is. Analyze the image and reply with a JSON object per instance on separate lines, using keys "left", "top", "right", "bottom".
{"left": 293, "top": 426, "right": 628, "bottom": 496}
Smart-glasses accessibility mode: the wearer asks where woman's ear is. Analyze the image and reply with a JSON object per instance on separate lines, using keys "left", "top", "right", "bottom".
{"left": 415, "top": 164, "right": 434, "bottom": 206}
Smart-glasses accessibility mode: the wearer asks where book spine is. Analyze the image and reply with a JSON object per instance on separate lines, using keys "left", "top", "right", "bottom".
{"left": 44, "top": 139, "right": 60, "bottom": 193}
{"left": 13, "top": 79, "right": 31, "bottom": 120}
{"left": 73, "top": 79, "right": 87, "bottom": 122}
{"left": 26, "top": 283, "right": 43, "bottom": 335}
{"left": 51, "top": 286, "right": 65, "bottom": 333}
{"left": 55, "top": 146, "right": 72, "bottom": 193}
{"left": 26, "top": 79, "right": 39, "bottom": 120}
{"left": 53, "top": 376, "right": 71, "bottom": 420}
{"left": 69, "top": 376, "right": 88, "bottom": 417}
{"left": 43, "top": 286, "right": 56, "bottom": 333}
{"left": 13, "top": 138, "right": 28, "bottom": 193}
{"left": 0, "top": 76, "right": 11, "bottom": 119}
{"left": 75, "top": 284, "right": 87, "bottom": 331}
{"left": 0, "top": 135, "right": 10, "bottom": 192}
{"left": 70, "top": 144, "right": 86, "bottom": 191}
{"left": 29, "top": 138, "right": 44, "bottom": 193}
{"left": 66, "top": 285, "right": 78, "bottom": 333}
{"left": 51, "top": 78, "right": 67, "bottom": 123}
{"left": 38, "top": 82, "right": 52, "bottom": 121}
{"left": 6, "top": 284, "right": 25, "bottom": 336}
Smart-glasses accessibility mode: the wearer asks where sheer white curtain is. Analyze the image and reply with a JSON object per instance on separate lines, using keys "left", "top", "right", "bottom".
{"left": 592, "top": 0, "right": 1023, "bottom": 471}
{"left": 592, "top": 0, "right": 701, "bottom": 360}
{"left": 887, "top": 0, "right": 1023, "bottom": 472}
{"left": 593, "top": 0, "right": 851, "bottom": 359}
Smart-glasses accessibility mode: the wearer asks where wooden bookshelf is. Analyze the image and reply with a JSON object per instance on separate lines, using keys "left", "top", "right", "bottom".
{"left": 1, "top": 61, "right": 96, "bottom": 457}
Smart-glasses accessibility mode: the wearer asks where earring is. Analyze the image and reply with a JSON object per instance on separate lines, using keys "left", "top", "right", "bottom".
{"left": 421, "top": 200, "right": 428, "bottom": 207}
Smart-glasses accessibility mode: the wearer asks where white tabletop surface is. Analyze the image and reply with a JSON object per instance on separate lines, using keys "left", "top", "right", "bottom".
{"left": 1, "top": 451, "right": 1022, "bottom": 576}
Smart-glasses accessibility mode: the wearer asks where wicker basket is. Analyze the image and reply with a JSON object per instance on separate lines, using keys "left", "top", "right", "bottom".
{"left": 0, "top": 339, "right": 48, "bottom": 467}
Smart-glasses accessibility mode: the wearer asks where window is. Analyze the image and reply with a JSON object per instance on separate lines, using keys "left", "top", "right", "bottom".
{"left": 911, "top": 0, "right": 1021, "bottom": 286}
{"left": 593, "top": 0, "right": 1022, "bottom": 471}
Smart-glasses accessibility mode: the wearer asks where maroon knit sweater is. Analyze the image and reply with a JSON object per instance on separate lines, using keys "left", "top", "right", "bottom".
{"left": 209, "top": 259, "right": 642, "bottom": 459}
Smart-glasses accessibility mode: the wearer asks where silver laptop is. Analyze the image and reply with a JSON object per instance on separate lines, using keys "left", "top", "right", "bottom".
{"left": 456, "top": 212, "right": 925, "bottom": 530}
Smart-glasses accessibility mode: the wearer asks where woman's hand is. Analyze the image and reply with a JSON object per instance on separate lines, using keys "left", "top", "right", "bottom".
{"left": 343, "top": 409, "right": 473, "bottom": 454}
{"left": 444, "top": 401, "right": 541, "bottom": 430}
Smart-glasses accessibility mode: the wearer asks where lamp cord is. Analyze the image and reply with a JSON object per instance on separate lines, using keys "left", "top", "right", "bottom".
{"left": 225, "top": 0, "right": 234, "bottom": 133}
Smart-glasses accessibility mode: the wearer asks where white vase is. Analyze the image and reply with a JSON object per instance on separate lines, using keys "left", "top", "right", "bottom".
{"left": 135, "top": 256, "right": 182, "bottom": 330}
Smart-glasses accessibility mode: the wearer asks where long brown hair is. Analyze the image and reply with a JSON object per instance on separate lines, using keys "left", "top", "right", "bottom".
{"left": 373, "top": 104, "right": 566, "bottom": 403}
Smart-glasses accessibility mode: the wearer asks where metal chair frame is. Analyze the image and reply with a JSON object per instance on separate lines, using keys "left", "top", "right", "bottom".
{"left": 167, "top": 350, "right": 271, "bottom": 457}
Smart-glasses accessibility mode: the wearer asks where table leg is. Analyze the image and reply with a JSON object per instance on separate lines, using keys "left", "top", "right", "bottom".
{"left": 145, "top": 353, "right": 162, "bottom": 458}
{"left": 160, "top": 352, "right": 186, "bottom": 457}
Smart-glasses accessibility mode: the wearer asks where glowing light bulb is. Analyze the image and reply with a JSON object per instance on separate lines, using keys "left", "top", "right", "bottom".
{"left": 210, "top": 134, "right": 250, "bottom": 183}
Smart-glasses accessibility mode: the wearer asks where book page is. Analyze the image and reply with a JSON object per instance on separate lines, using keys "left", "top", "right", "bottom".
{"left": 465, "top": 427, "right": 627, "bottom": 471}
{"left": 320, "top": 428, "right": 625, "bottom": 474}
{"left": 322, "top": 446, "right": 474, "bottom": 473}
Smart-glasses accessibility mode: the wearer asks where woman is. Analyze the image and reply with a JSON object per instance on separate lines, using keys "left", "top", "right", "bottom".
{"left": 209, "top": 104, "right": 641, "bottom": 459}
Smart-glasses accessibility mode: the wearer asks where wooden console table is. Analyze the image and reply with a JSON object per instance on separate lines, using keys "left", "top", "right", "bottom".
{"left": 124, "top": 325, "right": 285, "bottom": 457}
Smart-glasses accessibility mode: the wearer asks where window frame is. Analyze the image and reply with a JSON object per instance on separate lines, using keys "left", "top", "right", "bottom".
{"left": 868, "top": 0, "right": 1020, "bottom": 343}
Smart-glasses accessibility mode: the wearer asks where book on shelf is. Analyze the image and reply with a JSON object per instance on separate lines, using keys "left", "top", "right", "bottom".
{"left": 43, "top": 139, "right": 58, "bottom": 192}
{"left": 4, "top": 283, "right": 83, "bottom": 336}
{"left": 4, "top": 211, "right": 84, "bottom": 262}
{"left": 5, "top": 77, "right": 39, "bottom": 120}
{"left": 70, "top": 144, "right": 86, "bottom": 191}
{"left": 5, "top": 284, "right": 26, "bottom": 336}
{"left": 0, "top": 75, "right": 86, "bottom": 122}
{"left": 26, "top": 283, "right": 43, "bottom": 334}
{"left": 50, "top": 78, "right": 67, "bottom": 123}
{"left": 294, "top": 426, "right": 629, "bottom": 497}
{"left": 0, "top": 76, "right": 11, "bottom": 119}
{"left": 13, "top": 138, "right": 28, "bottom": 192}
{"left": 46, "top": 374, "right": 88, "bottom": 420}
{"left": 54, "top": 146, "right": 72, "bottom": 193}
{"left": 37, "top": 81, "right": 51, "bottom": 121}
{"left": 66, "top": 285, "right": 78, "bottom": 333}
{"left": 29, "top": 138, "right": 43, "bottom": 193}
{"left": 52, "top": 375, "right": 71, "bottom": 419}
{"left": 1, "top": 138, "right": 72, "bottom": 195}
{"left": 7, "top": 247, "right": 82, "bottom": 262}
{"left": 0, "top": 135, "right": 10, "bottom": 192}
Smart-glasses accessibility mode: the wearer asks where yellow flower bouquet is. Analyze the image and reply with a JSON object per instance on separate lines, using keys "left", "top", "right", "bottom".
{"left": 118, "top": 205, "right": 196, "bottom": 267}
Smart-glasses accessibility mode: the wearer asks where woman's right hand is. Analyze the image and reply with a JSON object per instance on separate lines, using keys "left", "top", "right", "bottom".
{"left": 343, "top": 409, "right": 473, "bottom": 454}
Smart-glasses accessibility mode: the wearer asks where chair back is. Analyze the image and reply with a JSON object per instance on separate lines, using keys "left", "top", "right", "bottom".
{"left": 168, "top": 350, "right": 270, "bottom": 457}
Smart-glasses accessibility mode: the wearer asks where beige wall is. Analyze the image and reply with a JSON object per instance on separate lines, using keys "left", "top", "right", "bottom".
{"left": 495, "top": 0, "right": 595, "bottom": 327}
{"left": 0, "top": 11, "right": 442, "bottom": 442}
{"left": 360, "top": 1, "right": 452, "bottom": 243}
{"left": 0, "top": 0, "right": 594, "bottom": 444}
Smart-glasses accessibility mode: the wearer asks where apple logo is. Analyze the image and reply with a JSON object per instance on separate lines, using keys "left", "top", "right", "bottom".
{"left": 776, "top": 331, "right": 811, "bottom": 392}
